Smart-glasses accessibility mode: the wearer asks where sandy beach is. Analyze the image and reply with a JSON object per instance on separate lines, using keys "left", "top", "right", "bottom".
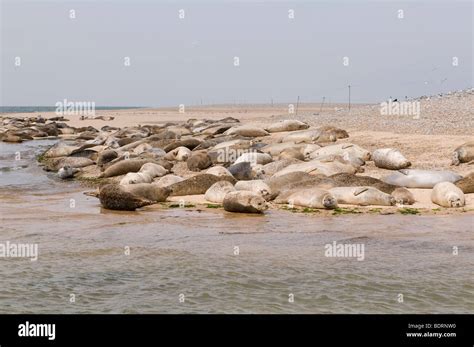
{"left": 5, "top": 90, "right": 472, "bottom": 215}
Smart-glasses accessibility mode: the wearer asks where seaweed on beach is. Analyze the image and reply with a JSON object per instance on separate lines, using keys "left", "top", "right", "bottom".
{"left": 168, "top": 203, "right": 196, "bottom": 208}
{"left": 332, "top": 207, "right": 362, "bottom": 215}
{"left": 398, "top": 207, "right": 420, "bottom": 215}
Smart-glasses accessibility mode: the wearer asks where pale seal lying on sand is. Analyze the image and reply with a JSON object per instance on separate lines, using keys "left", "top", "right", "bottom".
{"left": 308, "top": 143, "right": 371, "bottom": 161}
{"left": 234, "top": 152, "right": 273, "bottom": 166}
{"left": 44, "top": 157, "right": 94, "bottom": 171}
{"left": 455, "top": 172, "right": 474, "bottom": 194}
{"left": 261, "top": 142, "right": 300, "bottom": 156}
{"left": 329, "top": 173, "right": 414, "bottom": 204}
{"left": 58, "top": 165, "right": 80, "bottom": 179}
{"left": 153, "top": 174, "right": 184, "bottom": 188}
{"left": 275, "top": 188, "right": 338, "bottom": 209}
{"left": 101, "top": 159, "right": 152, "bottom": 178}
{"left": 99, "top": 183, "right": 171, "bottom": 211}
{"left": 120, "top": 172, "right": 153, "bottom": 185}
{"left": 163, "top": 138, "right": 201, "bottom": 152}
{"left": 224, "top": 125, "right": 269, "bottom": 137}
{"left": 187, "top": 151, "right": 213, "bottom": 171}
{"left": 204, "top": 181, "right": 236, "bottom": 203}
{"left": 265, "top": 120, "right": 309, "bottom": 133}
{"left": 206, "top": 166, "right": 233, "bottom": 177}
{"left": 234, "top": 180, "right": 273, "bottom": 201}
{"left": 278, "top": 148, "right": 305, "bottom": 161}
{"left": 330, "top": 187, "right": 396, "bottom": 206}
{"left": 452, "top": 141, "right": 474, "bottom": 165}
{"left": 317, "top": 126, "right": 349, "bottom": 139}
{"left": 372, "top": 148, "right": 411, "bottom": 170}
{"left": 139, "top": 163, "right": 167, "bottom": 178}
{"left": 383, "top": 169, "right": 463, "bottom": 188}
{"left": 431, "top": 182, "right": 465, "bottom": 208}
{"left": 164, "top": 146, "right": 191, "bottom": 161}
{"left": 43, "top": 143, "right": 79, "bottom": 158}
{"left": 272, "top": 158, "right": 356, "bottom": 177}
{"left": 223, "top": 191, "right": 268, "bottom": 213}
{"left": 265, "top": 171, "right": 315, "bottom": 195}
{"left": 261, "top": 158, "right": 302, "bottom": 177}
{"left": 169, "top": 174, "right": 236, "bottom": 196}
{"left": 132, "top": 143, "right": 153, "bottom": 155}
{"left": 302, "top": 144, "right": 322, "bottom": 159}
{"left": 280, "top": 129, "right": 335, "bottom": 144}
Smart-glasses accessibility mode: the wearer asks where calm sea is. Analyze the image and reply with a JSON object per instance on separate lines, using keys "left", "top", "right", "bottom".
{"left": 0, "top": 106, "right": 143, "bottom": 114}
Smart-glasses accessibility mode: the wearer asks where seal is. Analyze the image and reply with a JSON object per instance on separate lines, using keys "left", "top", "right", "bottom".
{"left": 139, "top": 163, "right": 168, "bottom": 178}
{"left": 187, "top": 151, "right": 213, "bottom": 172}
{"left": 97, "top": 149, "right": 118, "bottom": 167}
{"left": 234, "top": 152, "right": 273, "bottom": 166}
{"left": 455, "top": 172, "right": 474, "bottom": 194}
{"left": 43, "top": 143, "right": 79, "bottom": 158}
{"left": 329, "top": 173, "right": 415, "bottom": 204}
{"left": 169, "top": 174, "right": 236, "bottom": 196}
{"left": 317, "top": 126, "right": 349, "bottom": 139}
{"left": 224, "top": 125, "right": 269, "bottom": 137}
{"left": 372, "top": 148, "right": 411, "bottom": 170}
{"left": 302, "top": 144, "right": 322, "bottom": 159}
{"left": 228, "top": 162, "right": 254, "bottom": 180}
{"left": 275, "top": 188, "right": 337, "bottom": 209}
{"left": 204, "top": 181, "right": 236, "bottom": 203}
{"left": 153, "top": 174, "right": 184, "bottom": 188}
{"left": 452, "top": 141, "right": 474, "bottom": 165}
{"left": 101, "top": 159, "right": 153, "bottom": 178}
{"left": 278, "top": 148, "right": 305, "bottom": 161}
{"left": 382, "top": 169, "right": 463, "bottom": 188}
{"left": 265, "top": 171, "right": 315, "bottom": 196}
{"left": 309, "top": 154, "right": 365, "bottom": 173}
{"left": 206, "top": 166, "right": 233, "bottom": 177}
{"left": 272, "top": 158, "right": 356, "bottom": 177}
{"left": 234, "top": 180, "right": 273, "bottom": 201}
{"left": 280, "top": 129, "right": 335, "bottom": 144}
{"left": 262, "top": 158, "right": 302, "bottom": 177}
{"left": 391, "top": 187, "right": 416, "bottom": 205}
{"left": 329, "top": 187, "right": 396, "bottom": 206}
{"left": 265, "top": 120, "right": 309, "bottom": 133}
{"left": 120, "top": 172, "right": 153, "bottom": 185}
{"left": 431, "top": 182, "right": 465, "bottom": 208}
{"left": 223, "top": 191, "right": 268, "bottom": 213}
{"left": 308, "top": 143, "right": 371, "bottom": 161}
{"left": 44, "top": 157, "right": 94, "bottom": 171}
{"left": 164, "top": 146, "right": 191, "bottom": 161}
{"left": 164, "top": 138, "right": 201, "bottom": 152}
{"left": 99, "top": 183, "right": 171, "bottom": 210}
{"left": 58, "top": 165, "right": 80, "bottom": 179}
{"left": 261, "top": 142, "right": 300, "bottom": 156}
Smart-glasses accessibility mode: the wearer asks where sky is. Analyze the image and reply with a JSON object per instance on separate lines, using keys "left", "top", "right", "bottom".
{"left": 0, "top": 0, "right": 472, "bottom": 107}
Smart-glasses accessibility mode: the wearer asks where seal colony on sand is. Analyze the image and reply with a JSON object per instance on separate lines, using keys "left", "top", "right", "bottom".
{"left": 0, "top": 113, "right": 471, "bottom": 213}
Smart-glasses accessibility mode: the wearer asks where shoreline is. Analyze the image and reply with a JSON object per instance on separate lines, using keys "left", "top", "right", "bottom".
{"left": 2, "top": 92, "right": 473, "bottom": 216}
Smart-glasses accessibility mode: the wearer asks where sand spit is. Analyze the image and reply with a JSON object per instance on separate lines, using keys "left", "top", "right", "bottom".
{"left": 1, "top": 90, "right": 473, "bottom": 216}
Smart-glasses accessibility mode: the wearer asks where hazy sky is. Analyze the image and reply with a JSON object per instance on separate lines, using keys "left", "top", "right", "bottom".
{"left": 0, "top": 0, "right": 472, "bottom": 106}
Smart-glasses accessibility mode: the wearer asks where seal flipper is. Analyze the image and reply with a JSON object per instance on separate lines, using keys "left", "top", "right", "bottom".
{"left": 353, "top": 187, "right": 369, "bottom": 196}
{"left": 398, "top": 169, "right": 409, "bottom": 175}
